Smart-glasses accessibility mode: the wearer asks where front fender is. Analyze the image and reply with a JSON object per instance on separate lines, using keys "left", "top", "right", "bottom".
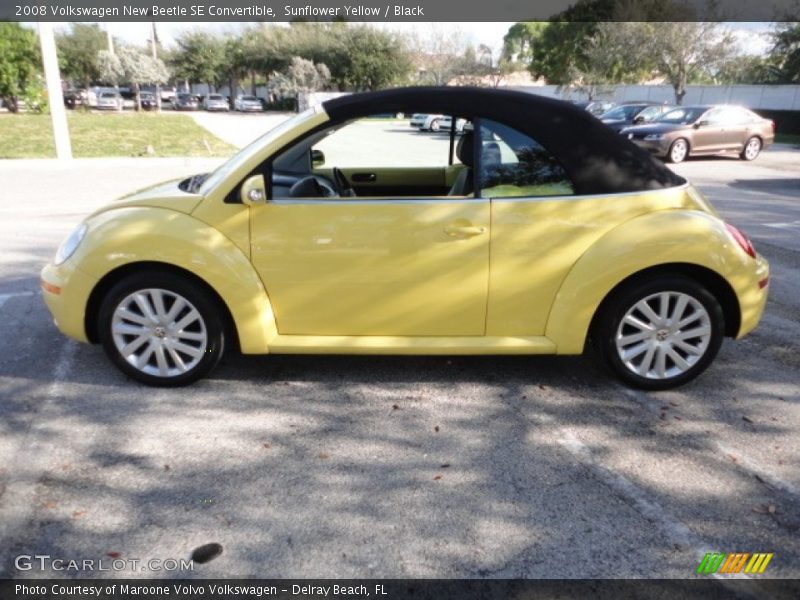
{"left": 545, "top": 209, "right": 755, "bottom": 354}
{"left": 74, "top": 207, "right": 275, "bottom": 354}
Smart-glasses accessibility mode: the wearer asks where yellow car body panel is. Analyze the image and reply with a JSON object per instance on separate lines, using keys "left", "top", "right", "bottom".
{"left": 486, "top": 186, "right": 693, "bottom": 338}
{"left": 248, "top": 198, "right": 490, "bottom": 336}
{"left": 41, "top": 260, "right": 97, "bottom": 343}
{"left": 47, "top": 207, "right": 275, "bottom": 354}
{"left": 546, "top": 208, "right": 769, "bottom": 354}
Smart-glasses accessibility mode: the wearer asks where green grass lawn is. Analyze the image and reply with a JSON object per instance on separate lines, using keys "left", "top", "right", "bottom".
{"left": 0, "top": 112, "right": 236, "bottom": 158}
{"left": 775, "top": 132, "right": 800, "bottom": 146}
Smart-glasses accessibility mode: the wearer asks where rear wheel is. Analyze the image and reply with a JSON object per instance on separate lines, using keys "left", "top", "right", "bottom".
{"left": 593, "top": 276, "right": 724, "bottom": 390}
{"left": 430, "top": 119, "right": 441, "bottom": 132}
{"left": 666, "top": 138, "right": 689, "bottom": 163}
{"left": 98, "top": 272, "right": 225, "bottom": 386}
{"left": 740, "top": 136, "right": 762, "bottom": 161}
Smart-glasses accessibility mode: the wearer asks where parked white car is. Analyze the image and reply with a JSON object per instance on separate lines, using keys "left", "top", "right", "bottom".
{"left": 203, "top": 94, "right": 229, "bottom": 112}
{"left": 410, "top": 113, "right": 466, "bottom": 132}
{"left": 234, "top": 95, "right": 263, "bottom": 112}
{"left": 96, "top": 91, "right": 122, "bottom": 111}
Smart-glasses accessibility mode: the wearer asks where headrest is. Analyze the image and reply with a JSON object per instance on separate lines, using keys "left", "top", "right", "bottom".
{"left": 456, "top": 132, "right": 474, "bottom": 167}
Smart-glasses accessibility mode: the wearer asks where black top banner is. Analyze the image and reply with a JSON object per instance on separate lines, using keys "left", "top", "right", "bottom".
{"left": 1, "top": 0, "right": 799, "bottom": 22}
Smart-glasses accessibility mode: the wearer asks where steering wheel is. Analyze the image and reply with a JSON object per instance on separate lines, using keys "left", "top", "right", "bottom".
{"left": 332, "top": 167, "right": 355, "bottom": 197}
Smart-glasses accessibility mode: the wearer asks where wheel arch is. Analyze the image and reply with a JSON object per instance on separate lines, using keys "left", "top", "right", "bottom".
{"left": 545, "top": 209, "right": 751, "bottom": 354}
{"left": 72, "top": 207, "right": 276, "bottom": 354}
{"left": 588, "top": 263, "right": 741, "bottom": 343}
{"left": 85, "top": 261, "right": 240, "bottom": 352}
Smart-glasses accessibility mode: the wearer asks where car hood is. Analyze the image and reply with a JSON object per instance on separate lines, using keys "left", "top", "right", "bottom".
{"left": 89, "top": 178, "right": 203, "bottom": 218}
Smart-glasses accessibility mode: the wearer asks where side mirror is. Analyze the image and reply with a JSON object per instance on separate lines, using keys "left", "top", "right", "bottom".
{"left": 311, "top": 149, "right": 325, "bottom": 167}
{"left": 695, "top": 120, "right": 709, "bottom": 128}
{"left": 633, "top": 116, "right": 645, "bottom": 124}
{"left": 240, "top": 174, "right": 266, "bottom": 205}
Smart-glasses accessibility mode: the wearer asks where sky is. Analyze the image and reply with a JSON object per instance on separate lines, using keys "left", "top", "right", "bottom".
{"left": 49, "top": 21, "right": 775, "bottom": 57}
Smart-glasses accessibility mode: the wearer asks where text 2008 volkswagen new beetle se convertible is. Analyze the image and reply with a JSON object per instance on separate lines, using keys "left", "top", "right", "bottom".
{"left": 41, "top": 88, "right": 769, "bottom": 389}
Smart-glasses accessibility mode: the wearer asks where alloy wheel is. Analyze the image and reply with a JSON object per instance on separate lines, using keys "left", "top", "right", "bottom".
{"left": 744, "top": 137, "right": 761, "bottom": 160}
{"left": 669, "top": 139, "right": 688, "bottom": 163}
{"left": 614, "top": 291, "right": 711, "bottom": 380}
{"left": 111, "top": 288, "right": 208, "bottom": 378}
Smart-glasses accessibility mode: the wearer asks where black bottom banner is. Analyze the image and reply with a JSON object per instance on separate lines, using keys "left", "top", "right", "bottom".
{"left": 3, "top": 579, "right": 800, "bottom": 600}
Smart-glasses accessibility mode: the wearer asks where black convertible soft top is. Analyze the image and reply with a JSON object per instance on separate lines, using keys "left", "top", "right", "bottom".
{"left": 323, "top": 87, "right": 686, "bottom": 196}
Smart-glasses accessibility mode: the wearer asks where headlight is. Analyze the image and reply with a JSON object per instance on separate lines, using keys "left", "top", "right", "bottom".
{"left": 54, "top": 223, "right": 87, "bottom": 265}
{"left": 644, "top": 134, "right": 664, "bottom": 141}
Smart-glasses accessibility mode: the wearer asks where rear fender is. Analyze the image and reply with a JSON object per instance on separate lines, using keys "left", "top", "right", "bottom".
{"left": 545, "top": 210, "right": 751, "bottom": 354}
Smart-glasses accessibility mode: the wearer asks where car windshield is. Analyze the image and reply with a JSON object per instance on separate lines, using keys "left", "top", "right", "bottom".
{"left": 198, "top": 107, "right": 319, "bottom": 195}
{"left": 657, "top": 107, "right": 707, "bottom": 124}
{"left": 208, "top": 95, "right": 223, "bottom": 100}
{"left": 242, "top": 96, "right": 258, "bottom": 101}
{"left": 602, "top": 105, "right": 645, "bottom": 120}
{"left": 100, "top": 93, "right": 116, "bottom": 98}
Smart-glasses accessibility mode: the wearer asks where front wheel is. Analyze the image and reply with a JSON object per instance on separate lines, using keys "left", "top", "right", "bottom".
{"left": 740, "top": 136, "right": 762, "bottom": 161}
{"left": 430, "top": 119, "right": 441, "bottom": 132}
{"left": 666, "top": 138, "right": 689, "bottom": 163}
{"left": 593, "top": 276, "right": 724, "bottom": 390}
{"left": 98, "top": 272, "right": 225, "bottom": 386}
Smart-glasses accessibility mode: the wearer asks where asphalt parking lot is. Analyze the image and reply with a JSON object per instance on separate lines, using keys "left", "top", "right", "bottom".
{"left": 0, "top": 117, "right": 798, "bottom": 582}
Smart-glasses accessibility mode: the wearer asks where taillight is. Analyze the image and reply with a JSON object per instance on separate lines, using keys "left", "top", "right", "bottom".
{"left": 726, "top": 223, "right": 756, "bottom": 258}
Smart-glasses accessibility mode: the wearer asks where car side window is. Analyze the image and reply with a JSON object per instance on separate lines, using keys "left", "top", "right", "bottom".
{"left": 312, "top": 114, "right": 455, "bottom": 169}
{"left": 704, "top": 108, "right": 726, "bottom": 125}
{"left": 478, "top": 119, "right": 574, "bottom": 198}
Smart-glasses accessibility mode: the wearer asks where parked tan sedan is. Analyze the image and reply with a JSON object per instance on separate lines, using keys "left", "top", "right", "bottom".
{"left": 621, "top": 105, "right": 775, "bottom": 163}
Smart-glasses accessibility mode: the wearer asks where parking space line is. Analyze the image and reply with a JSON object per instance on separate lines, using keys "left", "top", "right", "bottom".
{"left": 546, "top": 423, "right": 772, "bottom": 596}
{"left": 620, "top": 387, "right": 800, "bottom": 502}
{"left": 0, "top": 291, "right": 35, "bottom": 310}
{"left": 714, "top": 442, "right": 800, "bottom": 499}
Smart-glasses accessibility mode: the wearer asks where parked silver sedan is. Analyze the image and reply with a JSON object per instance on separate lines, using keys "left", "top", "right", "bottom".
{"left": 234, "top": 95, "right": 263, "bottom": 112}
{"left": 203, "top": 94, "right": 229, "bottom": 112}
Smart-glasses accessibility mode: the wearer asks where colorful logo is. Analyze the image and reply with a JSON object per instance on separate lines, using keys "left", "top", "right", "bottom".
{"left": 697, "top": 552, "right": 773, "bottom": 575}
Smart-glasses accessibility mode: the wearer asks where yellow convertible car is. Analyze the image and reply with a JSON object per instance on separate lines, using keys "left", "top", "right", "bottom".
{"left": 41, "top": 88, "right": 769, "bottom": 389}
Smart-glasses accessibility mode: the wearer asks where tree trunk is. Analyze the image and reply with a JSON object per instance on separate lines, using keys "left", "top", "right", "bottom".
{"left": 134, "top": 82, "right": 141, "bottom": 112}
{"left": 251, "top": 72, "right": 256, "bottom": 96}
{"left": 674, "top": 84, "right": 686, "bottom": 106}
{"left": 3, "top": 96, "right": 19, "bottom": 113}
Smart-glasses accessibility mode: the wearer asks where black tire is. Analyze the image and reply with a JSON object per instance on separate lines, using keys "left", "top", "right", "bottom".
{"left": 97, "top": 271, "right": 225, "bottom": 386}
{"left": 666, "top": 138, "right": 689, "bottom": 163}
{"left": 740, "top": 136, "right": 762, "bottom": 161}
{"left": 430, "top": 119, "right": 441, "bottom": 132}
{"left": 592, "top": 275, "right": 724, "bottom": 390}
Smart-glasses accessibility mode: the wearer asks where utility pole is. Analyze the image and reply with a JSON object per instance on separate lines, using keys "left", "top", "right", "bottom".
{"left": 150, "top": 22, "right": 162, "bottom": 111}
{"left": 38, "top": 22, "right": 72, "bottom": 160}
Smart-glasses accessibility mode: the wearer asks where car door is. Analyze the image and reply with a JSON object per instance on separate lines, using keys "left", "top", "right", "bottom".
{"left": 691, "top": 108, "right": 728, "bottom": 153}
{"left": 248, "top": 115, "right": 490, "bottom": 337}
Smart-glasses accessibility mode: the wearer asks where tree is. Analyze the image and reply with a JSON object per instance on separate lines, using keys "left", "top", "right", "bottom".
{"left": 56, "top": 23, "right": 106, "bottom": 88}
{"left": 607, "top": 22, "right": 737, "bottom": 104}
{"left": 99, "top": 45, "right": 169, "bottom": 110}
{"left": 339, "top": 25, "right": 410, "bottom": 90}
{"left": 562, "top": 22, "right": 653, "bottom": 99}
{"left": 406, "top": 25, "right": 472, "bottom": 86}
{"left": 772, "top": 22, "right": 800, "bottom": 83}
{"left": 169, "top": 30, "right": 225, "bottom": 91}
{"left": 502, "top": 22, "right": 546, "bottom": 64}
{"left": 0, "top": 23, "right": 41, "bottom": 113}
